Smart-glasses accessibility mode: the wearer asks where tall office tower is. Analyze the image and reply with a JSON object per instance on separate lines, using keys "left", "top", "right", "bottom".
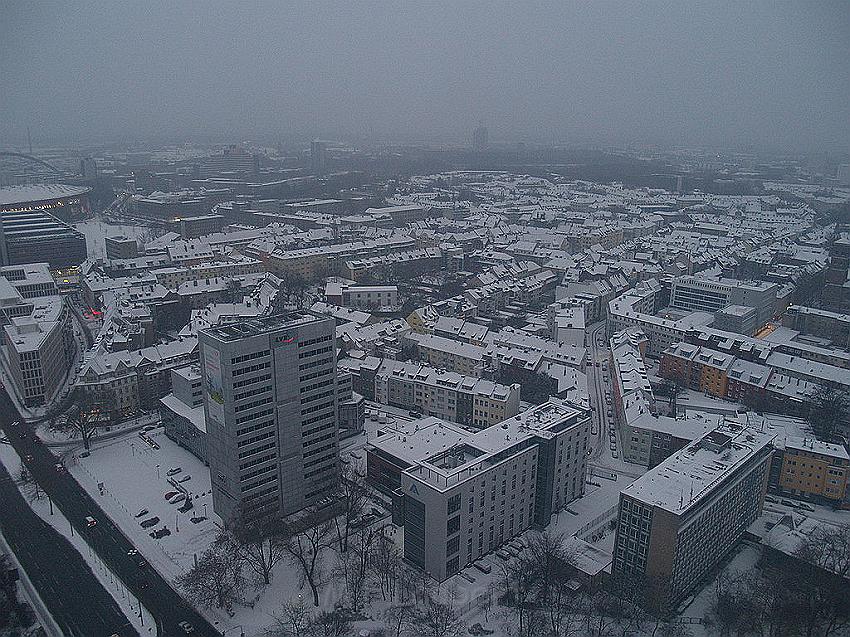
{"left": 80, "top": 157, "right": 98, "bottom": 181}
{"left": 199, "top": 313, "right": 339, "bottom": 525}
{"left": 472, "top": 125, "right": 488, "bottom": 151}
{"left": 838, "top": 163, "right": 850, "bottom": 186}
{"left": 310, "top": 140, "right": 328, "bottom": 174}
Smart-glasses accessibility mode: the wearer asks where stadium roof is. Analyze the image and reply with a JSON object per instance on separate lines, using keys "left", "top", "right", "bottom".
{"left": 0, "top": 184, "right": 91, "bottom": 207}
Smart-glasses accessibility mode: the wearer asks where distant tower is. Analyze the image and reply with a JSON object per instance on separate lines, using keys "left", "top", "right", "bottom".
{"left": 676, "top": 175, "right": 684, "bottom": 193}
{"left": 472, "top": 125, "right": 488, "bottom": 151}
{"left": 80, "top": 157, "right": 98, "bottom": 182}
{"left": 311, "top": 140, "right": 327, "bottom": 174}
{"left": 838, "top": 164, "right": 850, "bottom": 186}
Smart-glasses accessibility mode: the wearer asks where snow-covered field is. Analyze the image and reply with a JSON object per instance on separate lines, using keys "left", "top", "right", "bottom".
{"left": 70, "top": 428, "right": 219, "bottom": 579}
{"left": 72, "top": 220, "right": 152, "bottom": 260}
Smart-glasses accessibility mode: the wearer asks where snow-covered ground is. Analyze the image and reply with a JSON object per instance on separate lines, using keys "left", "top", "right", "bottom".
{"left": 69, "top": 427, "right": 219, "bottom": 580}
{"left": 72, "top": 219, "right": 152, "bottom": 260}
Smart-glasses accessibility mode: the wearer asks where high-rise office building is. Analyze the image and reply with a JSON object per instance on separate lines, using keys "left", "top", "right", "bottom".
{"left": 199, "top": 313, "right": 340, "bottom": 525}
{"left": 310, "top": 140, "right": 328, "bottom": 174}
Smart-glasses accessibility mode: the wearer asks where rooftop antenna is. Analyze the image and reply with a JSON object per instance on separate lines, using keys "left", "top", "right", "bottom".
{"left": 27, "top": 126, "right": 32, "bottom": 155}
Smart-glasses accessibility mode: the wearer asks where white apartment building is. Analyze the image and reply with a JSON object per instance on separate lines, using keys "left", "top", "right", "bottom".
{"left": 393, "top": 400, "right": 590, "bottom": 580}
{"left": 670, "top": 275, "right": 777, "bottom": 327}
{"left": 325, "top": 281, "right": 399, "bottom": 309}
{"left": 404, "top": 332, "right": 488, "bottom": 377}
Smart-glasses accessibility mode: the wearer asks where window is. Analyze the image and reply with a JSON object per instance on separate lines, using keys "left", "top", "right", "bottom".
{"left": 446, "top": 557, "right": 460, "bottom": 577}
{"left": 446, "top": 536, "right": 460, "bottom": 556}
{"left": 447, "top": 494, "right": 461, "bottom": 515}
{"left": 446, "top": 515, "right": 460, "bottom": 536}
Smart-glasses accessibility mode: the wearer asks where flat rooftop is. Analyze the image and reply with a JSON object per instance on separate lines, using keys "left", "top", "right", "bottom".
{"left": 404, "top": 399, "right": 589, "bottom": 490}
{"left": 0, "top": 184, "right": 91, "bottom": 207}
{"left": 621, "top": 423, "right": 775, "bottom": 516}
{"left": 201, "top": 311, "right": 327, "bottom": 342}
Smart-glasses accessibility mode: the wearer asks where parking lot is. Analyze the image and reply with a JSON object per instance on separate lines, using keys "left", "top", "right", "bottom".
{"left": 69, "top": 425, "right": 219, "bottom": 578}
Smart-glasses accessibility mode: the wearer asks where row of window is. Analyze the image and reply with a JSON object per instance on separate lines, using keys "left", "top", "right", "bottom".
{"left": 231, "top": 350, "right": 270, "bottom": 364}
{"left": 235, "top": 407, "right": 274, "bottom": 425}
{"left": 232, "top": 373, "right": 272, "bottom": 389}
{"left": 233, "top": 361, "right": 271, "bottom": 377}
{"left": 237, "top": 441, "right": 276, "bottom": 460}
{"left": 298, "top": 345, "right": 332, "bottom": 360}
{"left": 237, "top": 429, "right": 275, "bottom": 449}
{"left": 234, "top": 384, "right": 271, "bottom": 402}
{"left": 298, "top": 335, "right": 332, "bottom": 348}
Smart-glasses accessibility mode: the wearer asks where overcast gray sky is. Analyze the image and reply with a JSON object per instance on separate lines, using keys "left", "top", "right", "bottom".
{"left": 2, "top": 1, "right": 848, "bottom": 151}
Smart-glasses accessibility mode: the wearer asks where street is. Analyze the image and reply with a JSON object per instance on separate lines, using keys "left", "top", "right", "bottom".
{"left": 0, "top": 456, "right": 137, "bottom": 637}
{"left": 586, "top": 320, "right": 612, "bottom": 461}
{"left": 0, "top": 388, "right": 223, "bottom": 637}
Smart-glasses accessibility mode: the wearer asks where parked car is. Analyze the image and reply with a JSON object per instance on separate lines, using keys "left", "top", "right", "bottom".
{"left": 135, "top": 508, "right": 149, "bottom": 518}
{"left": 166, "top": 467, "right": 182, "bottom": 476}
{"left": 178, "top": 622, "right": 195, "bottom": 634}
{"left": 140, "top": 516, "right": 160, "bottom": 529}
{"left": 85, "top": 516, "right": 97, "bottom": 527}
{"left": 168, "top": 493, "right": 186, "bottom": 504}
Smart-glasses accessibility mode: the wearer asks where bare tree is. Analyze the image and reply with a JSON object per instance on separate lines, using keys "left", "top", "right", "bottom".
{"left": 371, "top": 528, "right": 403, "bottom": 602}
{"left": 16, "top": 466, "right": 43, "bottom": 502}
{"left": 334, "top": 526, "right": 374, "bottom": 611}
{"left": 308, "top": 609, "right": 353, "bottom": 637}
{"left": 51, "top": 387, "right": 115, "bottom": 450}
{"left": 267, "top": 598, "right": 313, "bottom": 637}
{"left": 335, "top": 464, "right": 368, "bottom": 553}
{"left": 283, "top": 516, "right": 336, "bottom": 606}
{"left": 806, "top": 383, "right": 850, "bottom": 441}
{"left": 413, "top": 593, "right": 464, "bottom": 637}
{"left": 498, "top": 555, "right": 543, "bottom": 637}
{"left": 382, "top": 604, "right": 418, "bottom": 637}
{"left": 280, "top": 271, "right": 310, "bottom": 309}
{"left": 225, "top": 278, "right": 243, "bottom": 304}
{"left": 176, "top": 532, "right": 246, "bottom": 611}
{"left": 796, "top": 522, "right": 850, "bottom": 579}
{"left": 231, "top": 516, "right": 290, "bottom": 587}
{"left": 497, "top": 532, "right": 584, "bottom": 636}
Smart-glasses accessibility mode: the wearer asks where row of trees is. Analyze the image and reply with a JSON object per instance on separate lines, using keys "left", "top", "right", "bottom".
{"left": 497, "top": 532, "right": 688, "bottom": 637}
{"left": 708, "top": 525, "right": 850, "bottom": 636}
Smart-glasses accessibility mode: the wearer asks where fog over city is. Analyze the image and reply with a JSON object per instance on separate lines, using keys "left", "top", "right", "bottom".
{"left": 2, "top": 0, "right": 849, "bottom": 150}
